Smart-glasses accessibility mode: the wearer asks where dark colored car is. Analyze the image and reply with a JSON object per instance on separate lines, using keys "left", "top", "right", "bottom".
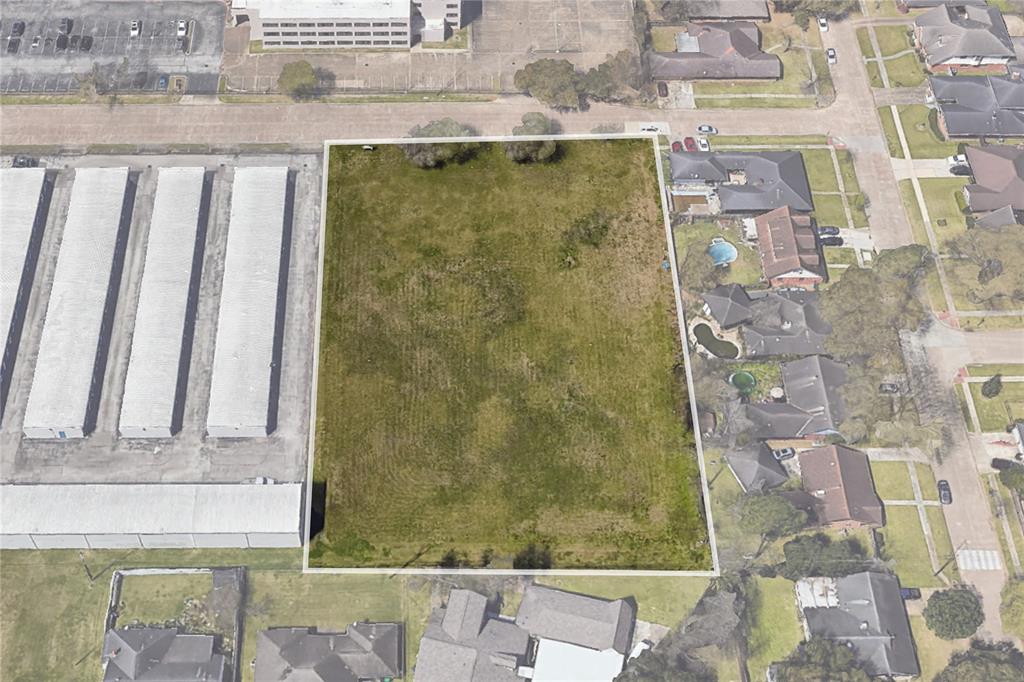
{"left": 879, "top": 383, "right": 900, "bottom": 394}
{"left": 991, "top": 458, "right": 1016, "bottom": 471}
{"left": 13, "top": 156, "right": 39, "bottom": 168}
{"left": 950, "top": 165, "right": 972, "bottom": 176}
{"left": 820, "top": 236, "right": 844, "bottom": 247}
{"left": 11, "top": 20, "right": 26, "bottom": 37}
{"left": 683, "top": 136, "right": 698, "bottom": 152}
{"left": 671, "top": 140, "right": 682, "bottom": 153}
{"left": 657, "top": 81, "right": 668, "bottom": 98}
{"left": 900, "top": 587, "right": 922, "bottom": 600}
{"left": 80, "top": 35, "right": 93, "bottom": 51}
{"left": 817, "top": 225, "right": 841, "bottom": 236}
{"left": 59, "top": 18, "right": 73, "bottom": 34}
{"left": 772, "top": 447, "right": 796, "bottom": 461}
{"left": 6, "top": 37, "right": 19, "bottom": 53}
{"left": 938, "top": 480, "right": 953, "bottom": 505}
{"left": 55, "top": 34, "right": 68, "bottom": 51}
{"left": 69, "top": 34, "right": 80, "bottom": 50}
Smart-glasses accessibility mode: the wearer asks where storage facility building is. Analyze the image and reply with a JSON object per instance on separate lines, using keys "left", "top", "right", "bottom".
{"left": 22, "top": 168, "right": 130, "bottom": 439}
{"left": 119, "top": 168, "right": 207, "bottom": 439}
{"left": 206, "top": 167, "right": 289, "bottom": 438}
{"left": 0, "top": 482, "right": 304, "bottom": 549}
{"left": 1, "top": 168, "right": 50, "bottom": 418}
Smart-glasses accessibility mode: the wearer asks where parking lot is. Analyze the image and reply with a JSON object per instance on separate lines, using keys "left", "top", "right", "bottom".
{"left": 1, "top": 0, "right": 224, "bottom": 94}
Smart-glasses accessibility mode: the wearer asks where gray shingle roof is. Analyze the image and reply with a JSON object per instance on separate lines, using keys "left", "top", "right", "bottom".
{"left": 742, "top": 290, "right": 831, "bottom": 356}
{"left": 515, "top": 585, "right": 635, "bottom": 655}
{"left": 703, "top": 284, "right": 754, "bottom": 328}
{"left": 103, "top": 628, "right": 226, "bottom": 682}
{"left": 930, "top": 75, "right": 1024, "bottom": 137}
{"left": 650, "top": 22, "right": 781, "bottom": 80}
{"left": 965, "top": 145, "right": 1024, "bottom": 211}
{"left": 745, "top": 355, "right": 847, "bottom": 438}
{"left": 915, "top": 3, "right": 1015, "bottom": 65}
{"left": 669, "top": 151, "right": 814, "bottom": 212}
{"left": 803, "top": 572, "right": 920, "bottom": 677}
{"left": 725, "top": 442, "right": 788, "bottom": 492}
{"left": 974, "top": 204, "right": 1021, "bottom": 228}
{"left": 254, "top": 623, "right": 403, "bottom": 682}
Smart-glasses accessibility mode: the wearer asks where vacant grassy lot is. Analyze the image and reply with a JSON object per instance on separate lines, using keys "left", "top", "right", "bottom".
{"left": 117, "top": 572, "right": 214, "bottom": 626}
{"left": 312, "top": 140, "right": 709, "bottom": 569}
{"left": 968, "top": 380, "right": 1024, "bottom": 432}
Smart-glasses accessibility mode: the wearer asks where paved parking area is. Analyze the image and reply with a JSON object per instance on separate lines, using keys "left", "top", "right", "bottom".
{"left": 1, "top": 0, "right": 224, "bottom": 94}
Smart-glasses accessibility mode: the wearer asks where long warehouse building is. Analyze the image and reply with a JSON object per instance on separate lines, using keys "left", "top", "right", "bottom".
{"left": 1, "top": 168, "right": 51, "bottom": 419}
{"left": 119, "top": 167, "right": 208, "bottom": 439}
{"left": 206, "top": 167, "right": 290, "bottom": 438}
{"left": 0, "top": 483, "right": 304, "bottom": 549}
{"left": 22, "top": 167, "right": 132, "bottom": 439}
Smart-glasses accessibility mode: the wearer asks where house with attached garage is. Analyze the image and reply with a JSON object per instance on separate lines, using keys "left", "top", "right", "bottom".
{"left": 254, "top": 622, "right": 404, "bottom": 681}
{"left": 929, "top": 71, "right": 1024, "bottom": 137}
{"left": 102, "top": 627, "right": 227, "bottom": 682}
{"left": 649, "top": 22, "right": 782, "bottom": 81}
{"left": 754, "top": 206, "right": 827, "bottom": 290}
{"left": 962, "top": 145, "right": 1024, "bottom": 225}
{"left": 745, "top": 355, "right": 848, "bottom": 440}
{"left": 725, "top": 442, "right": 789, "bottom": 493}
{"left": 796, "top": 445, "right": 885, "bottom": 530}
{"left": 702, "top": 284, "right": 832, "bottom": 356}
{"left": 914, "top": 2, "right": 1015, "bottom": 74}
{"left": 668, "top": 151, "right": 814, "bottom": 214}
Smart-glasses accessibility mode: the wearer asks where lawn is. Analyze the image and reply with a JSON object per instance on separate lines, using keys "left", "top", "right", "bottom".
{"left": 856, "top": 27, "right": 875, "bottom": 60}
{"left": 918, "top": 178, "right": 968, "bottom": 247}
{"left": 916, "top": 463, "right": 939, "bottom": 502}
{"left": 898, "top": 179, "right": 929, "bottom": 246}
{"left": 825, "top": 247, "right": 858, "bottom": 267}
{"left": 874, "top": 25, "right": 914, "bottom": 58}
{"left": 117, "top": 572, "right": 214, "bottom": 626}
{"left": 537, "top": 576, "right": 708, "bottom": 627}
{"left": 878, "top": 106, "right": 906, "bottom": 159}
{"left": 695, "top": 96, "right": 817, "bottom": 109}
{"left": 896, "top": 105, "right": 959, "bottom": 159}
{"left": 836, "top": 150, "right": 861, "bottom": 194}
{"left": 883, "top": 53, "right": 926, "bottom": 88}
{"left": 746, "top": 577, "right": 803, "bottom": 680}
{"left": 968, "top": 380, "right": 1024, "bottom": 432}
{"left": 803, "top": 148, "right": 839, "bottom": 193}
{"left": 812, "top": 193, "right": 848, "bottom": 229}
{"left": 877, "top": 506, "right": 945, "bottom": 587}
{"left": 870, "top": 460, "right": 915, "bottom": 501}
{"left": 674, "top": 221, "right": 764, "bottom": 289}
{"left": 960, "top": 316, "right": 1024, "bottom": 330}
{"left": 967, "top": 364, "right": 1024, "bottom": 377}
{"left": 311, "top": 139, "right": 710, "bottom": 569}
{"left": 926, "top": 506, "right": 960, "bottom": 582}
{"left": 651, "top": 25, "right": 681, "bottom": 52}
{"left": 1003, "top": 580, "right": 1024, "bottom": 640}
{"left": 911, "top": 614, "right": 966, "bottom": 680}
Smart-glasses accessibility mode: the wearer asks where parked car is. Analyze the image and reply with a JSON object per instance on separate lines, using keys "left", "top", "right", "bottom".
{"left": 818, "top": 17, "right": 829, "bottom": 32}
{"left": 937, "top": 480, "right": 953, "bottom": 505}
{"left": 697, "top": 124, "right": 718, "bottom": 135}
{"left": 683, "top": 136, "right": 697, "bottom": 152}
{"left": 697, "top": 137, "right": 711, "bottom": 152}
{"left": 950, "top": 165, "right": 972, "bottom": 176}
{"left": 58, "top": 18, "right": 73, "bottom": 34}
{"left": 80, "top": 35, "right": 93, "bottom": 51}
{"left": 657, "top": 80, "right": 668, "bottom": 98}
{"left": 991, "top": 458, "right": 1017, "bottom": 471}
{"left": 55, "top": 34, "right": 68, "bottom": 51}
{"left": 946, "top": 154, "right": 967, "bottom": 166}
{"left": 69, "top": 34, "right": 80, "bottom": 50}
{"left": 820, "top": 236, "right": 844, "bottom": 247}
{"left": 772, "top": 447, "right": 796, "bottom": 461}
{"left": 878, "top": 382, "right": 900, "bottom": 394}
{"left": 12, "top": 155, "right": 38, "bottom": 168}
{"left": 130, "top": 20, "right": 141, "bottom": 38}
{"left": 671, "top": 140, "right": 682, "bottom": 153}
{"left": 817, "top": 225, "right": 841, "bottom": 236}
{"left": 157, "top": 74, "right": 169, "bottom": 90}
{"left": 900, "top": 587, "right": 922, "bottom": 600}
{"left": 11, "top": 20, "right": 26, "bottom": 37}
{"left": 826, "top": 48, "right": 837, "bottom": 65}
{"left": 177, "top": 19, "right": 189, "bottom": 38}
{"left": 5, "top": 38, "right": 19, "bottom": 53}
{"left": 30, "top": 35, "right": 40, "bottom": 49}
{"left": 639, "top": 125, "right": 661, "bottom": 134}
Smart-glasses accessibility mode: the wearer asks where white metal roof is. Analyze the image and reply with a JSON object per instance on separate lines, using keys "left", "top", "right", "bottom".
{"left": 22, "top": 168, "right": 129, "bottom": 431}
{"left": 206, "top": 167, "right": 289, "bottom": 433}
{"left": 0, "top": 168, "right": 46, "bottom": 347}
{"left": 0, "top": 483, "right": 303, "bottom": 535}
{"left": 119, "top": 168, "right": 205, "bottom": 434}
{"left": 532, "top": 640, "right": 625, "bottom": 682}
{"left": 245, "top": 0, "right": 408, "bottom": 20}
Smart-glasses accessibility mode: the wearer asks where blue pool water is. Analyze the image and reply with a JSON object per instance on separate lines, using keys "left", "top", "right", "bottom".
{"left": 708, "top": 238, "right": 738, "bottom": 266}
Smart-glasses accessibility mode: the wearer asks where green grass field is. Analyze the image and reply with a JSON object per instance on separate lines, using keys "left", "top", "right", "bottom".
{"left": 871, "top": 461, "right": 915, "bottom": 501}
{"left": 968, "top": 381, "right": 1024, "bottom": 432}
{"left": 918, "top": 178, "right": 968, "bottom": 248}
{"left": 746, "top": 577, "right": 803, "bottom": 680}
{"left": 877, "top": 507, "right": 955, "bottom": 588}
{"left": 311, "top": 139, "right": 709, "bottom": 569}
{"left": 117, "top": 572, "right": 214, "bottom": 626}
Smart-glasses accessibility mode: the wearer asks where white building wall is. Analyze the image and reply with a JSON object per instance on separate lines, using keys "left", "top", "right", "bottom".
{"left": 22, "top": 168, "right": 130, "bottom": 439}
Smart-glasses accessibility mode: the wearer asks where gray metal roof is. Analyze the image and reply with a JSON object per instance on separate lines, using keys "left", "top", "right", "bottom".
{"left": 930, "top": 75, "right": 1024, "bottom": 137}
{"left": 650, "top": 22, "right": 781, "bottom": 80}
{"left": 254, "top": 623, "right": 403, "bottom": 681}
{"left": 725, "top": 443, "right": 788, "bottom": 492}
{"left": 703, "top": 284, "right": 754, "bottom": 328}
{"left": 915, "top": 3, "right": 1014, "bottom": 66}
{"left": 669, "top": 151, "right": 814, "bottom": 212}
{"left": 0, "top": 168, "right": 46, "bottom": 356}
{"left": 803, "top": 572, "right": 920, "bottom": 677}
{"left": 103, "top": 627, "right": 226, "bottom": 681}
{"left": 515, "top": 585, "right": 635, "bottom": 655}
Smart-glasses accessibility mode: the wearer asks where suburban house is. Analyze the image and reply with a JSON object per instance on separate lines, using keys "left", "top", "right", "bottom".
{"left": 929, "top": 73, "right": 1024, "bottom": 137}
{"left": 669, "top": 151, "right": 814, "bottom": 213}
{"left": 102, "top": 627, "right": 227, "bottom": 682}
{"left": 963, "top": 145, "right": 1024, "bottom": 220}
{"left": 702, "top": 285, "right": 831, "bottom": 356}
{"left": 746, "top": 355, "right": 848, "bottom": 439}
{"left": 254, "top": 622, "right": 404, "bottom": 681}
{"left": 414, "top": 585, "right": 636, "bottom": 682}
{"left": 796, "top": 572, "right": 921, "bottom": 678}
{"left": 797, "top": 445, "right": 885, "bottom": 529}
{"left": 683, "top": 0, "right": 771, "bottom": 20}
{"left": 649, "top": 22, "right": 782, "bottom": 80}
{"left": 702, "top": 283, "right": 754, "bottom": 328}
{"left": 754, "top": 206, "right": 826, "bottom": 289}
{"left": 725, "top": 442, "right": 789, "bottom": 492}
{"left": 914, "top": 3, "right": 1015, "bottom": 73}
{"left": 902, "top": 0, "right": 987, "bottom": 7}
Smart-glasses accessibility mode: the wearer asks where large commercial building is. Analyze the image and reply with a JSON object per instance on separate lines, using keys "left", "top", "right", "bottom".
{"left": 22, "top": 168, "right": 131, "bottom": 439}
{"left": 206, "top": 167, "right": 290, "bottom": 438}
{"left": 119, "top": 168, "right": 208, "bottom": 439}
{"left": 0, "top": 168, "right": 51, "bottom": 419}
{"left": 0, "top": 483, "right": 304, "bottom": 549}
{"left": 232, "top": 0, "right": 462, "bottom": 49}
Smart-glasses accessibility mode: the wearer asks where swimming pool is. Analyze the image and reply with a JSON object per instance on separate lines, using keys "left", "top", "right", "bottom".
{"left": 693, "top": 323, "right": 740, "bottom": 359}
{"left": 708, "top": 237, "right": 738, "bottom": 266}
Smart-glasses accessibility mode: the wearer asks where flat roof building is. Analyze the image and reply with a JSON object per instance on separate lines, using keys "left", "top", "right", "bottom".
{"left": 1, "top": 168, "right": 50, "bottom": 419}
{"left": 0, "top": 482, "right": 304, "bottom": 549}
{"left": 22, "top": 167, "right": 131, "bottom": 440}
{"left": 206, "top": 167, "right": 290, "bottom": 438}
{"left": 119, "top": 168, "right": 207, "bottom": 439}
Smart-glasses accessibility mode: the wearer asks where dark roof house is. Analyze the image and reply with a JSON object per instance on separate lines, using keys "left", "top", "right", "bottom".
{"left": 102, "top": 628, "right": 227, "bottom": 682}
{"left": 682, "top": 0, "right": 770, "bottom": 20}
{"left": 754, "top": 206, "right": 826, "bottom": 289}
{"left": 903, "top": 0, "right": 988, "bottom": 7}
{"left": 914, "top": 3, "right": 1014, "bottom": 69}
{"left": 669, "top": 151, "right": 814, "bottom": 212}
{"left": 702, "top": 283, "right": 754, "bottom": 328}
{"left": 975, "top": 204, "right": 1022, "bottom": 228}
{"left": 964, "top": 145, "right": 1024, "bottom": 212}
{"left": 930, "top": 74, "right": 1024, "bottom": 137}
{"left": 800, "top": 572, "right": 921, "bottom": 678}
{"left": 742, "top": 290, "right": 831, "bottom": 356}
{"left": 649, "top": 22, "right": 782, "bottom": 80}
{"left": 746, "top": 355, "right": 847, "bottom": 438}
{"left": 515, "top": 585, "right": 635, "bottom": 656}
{"left": 725, "top": 442, "right": 789, "bottom": 492}
{"left": 798, "top": 445, "right": 885, "bottom": 528}
{"left": 254, "top": 623, "right": 403, "bottom": 682}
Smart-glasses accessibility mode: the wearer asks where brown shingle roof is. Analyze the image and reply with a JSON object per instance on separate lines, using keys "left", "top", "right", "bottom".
{"left": 798, "top": 445, "right": 884, "bottom": 527}
{"left": 965, "top": 145, "right": 1024, "bottom": 211}
{"left": 754, "top": 206, "right": 825, "bottom": 283}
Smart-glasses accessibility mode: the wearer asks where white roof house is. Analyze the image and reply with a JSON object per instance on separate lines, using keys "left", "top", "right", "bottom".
{"left": 119, "top": 168, "right": 206, "bottom": 439}
{"left": 206, "top": 167, "right": 289, "bottom": 437}
{"left": 0, "top": 482, "right": 304, "bottom": 549}
{"left": 1, "top": 168, "right": 47, "bottom": 413}
{"left": 235, "top": 0, "right": 409, "bottom": 20}
{"left": 531, "top": 639, "right": 627, "bottom": 682}
{"left": 22, "top": 168, "right": 129, "bottom": 439}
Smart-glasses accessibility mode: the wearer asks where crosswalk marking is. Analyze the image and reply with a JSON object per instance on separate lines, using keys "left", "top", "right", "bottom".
{"left": 957, "top": 549, "right": 1002, "bottom": 571}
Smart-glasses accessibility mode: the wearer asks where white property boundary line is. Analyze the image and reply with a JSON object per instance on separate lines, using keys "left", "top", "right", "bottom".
{"left": 302, "top": 133, "right": 720, "bottom": 577}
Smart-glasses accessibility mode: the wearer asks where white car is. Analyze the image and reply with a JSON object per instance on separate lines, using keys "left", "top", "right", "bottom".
{"left": 176, "top": 20, "right": 188, "bottom": 38}
{"left": 129, "top": 20, "right": 141, "bottom": 38}
{"left": 818, "top": 17, "right": 829, "bottom": 32}
{"left": 827, "top": 48, "right": 837, "bottom": 65}
{"left": 696, "top": 124, "right": 718, "bottom": 135}
{"left": 946, "top": 153, "right": 968, "bottom": 166}
{"left": 697, "top": 137, "right": 711, "bottom": 152}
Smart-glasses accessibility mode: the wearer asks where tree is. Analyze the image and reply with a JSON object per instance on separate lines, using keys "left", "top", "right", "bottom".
{"left": 657, "top": 1, "right": 690, "bottom": 23}
{"left": 739, "top": 494, "right": 807, "bottom": 558}
{"left": 513, "top": 543, "right": 552, "bottom": 569}
{"left": 278, "top": 60, "right": 330, "bottom": 101}
{"left": 947, "top": 226, "right": 1024, "bottom": 310}
{"left": 774, "top": 638, "right": 871, "bottom": 682}
{"left": 924, "top": 588, "right": 985, "bottom": 640}
{"left": 581, "top": 50, "right": 644, "bottom": 104}
{"left": 773, "top": 0, "right": 859, "bottom": 29}
{"left": 513, "top": 59, "right": 582, "bottom": 111}
{"left": 982, "top": 374, "right": 1004, "bottom": 399}
{"left": 780, "top": 533, "right": 869, "bottom": 580}
{"left": 935, "top": 640, "right": 1024, "bottom": 681}
{"left": 504, "top": 113, "right": 559, "bottom": 163}
{"left": 400, "top": 118, "right": 480, "bottom": 168}
{"left": 999, "top": 464, "right": 1024, "bottom": 496}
